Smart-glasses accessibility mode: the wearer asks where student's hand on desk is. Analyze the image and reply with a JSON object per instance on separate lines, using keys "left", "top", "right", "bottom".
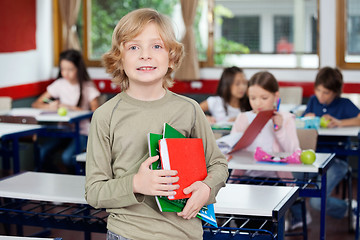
{"left": 323, "top": 114, "right": 341, "bottom": 128}
{"left": 177, "top": 181, "right": 210, "bottom": 220}
{"left": 133, "top": 155, "right": 179, "bottom": 196}
{"left": 59, "top": 104, "right": 82, "bottom": 111}
{"left": 47, "top": 100, "right": 60, "bottom": 110}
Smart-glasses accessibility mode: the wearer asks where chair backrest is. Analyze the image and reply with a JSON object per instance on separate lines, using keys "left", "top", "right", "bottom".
{"left": 279, "top": 87, "right": 303, "bottom": 105}
{"left": 0, "top": 96, "right": 12, "bottom": 110}
{"left": 341, "top": 93, "right": 360, "bottom": 109}
{"left": 296, "top": 128, "right": 318, "bottom": 150}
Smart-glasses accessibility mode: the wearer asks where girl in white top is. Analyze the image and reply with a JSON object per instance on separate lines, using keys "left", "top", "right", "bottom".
{"left": 230, "top": 71, "right": 299, "bottom": 179}
{"left": 200, "top": 66, "right": 251, "bottom": 124}
{"left": 32, "top": 49, "right": 100, "bottom": 173}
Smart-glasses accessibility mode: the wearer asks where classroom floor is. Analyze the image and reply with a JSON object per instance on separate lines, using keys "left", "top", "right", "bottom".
{"left": 0, "top": 179, "right": 358, "bottom": 240}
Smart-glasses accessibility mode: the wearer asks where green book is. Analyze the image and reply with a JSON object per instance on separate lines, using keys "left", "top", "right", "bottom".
{"left": 146, "top": 123, "right": 217, "bottom": 227}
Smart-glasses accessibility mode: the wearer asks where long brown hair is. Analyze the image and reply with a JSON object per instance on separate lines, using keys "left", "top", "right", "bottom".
{"left": 216, "top": 66, "right": 251, "bottom": 113}
{"left": 57, "top": 49, "right": 91, "bottom": 107}
{"left": 248, "top": 71, "right": 279, "bottom": 93}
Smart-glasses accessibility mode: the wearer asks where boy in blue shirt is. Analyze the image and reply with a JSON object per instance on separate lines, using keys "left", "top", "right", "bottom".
{"left": 294, "top": 67, "right": 360, "bottom": 229}
{"left": 303, "top": 66, "right": 360, "bottom": 126}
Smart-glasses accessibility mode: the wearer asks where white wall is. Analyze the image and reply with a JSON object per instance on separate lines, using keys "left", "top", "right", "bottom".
{"left": 0, "top": 0, "right": 358, "bottom": 90}
{"left": 0, "top": 0, "right": 53, "bottom": 88}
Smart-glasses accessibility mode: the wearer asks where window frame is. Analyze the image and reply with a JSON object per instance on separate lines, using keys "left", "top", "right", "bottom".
{"left": 53, "top": 0, "right": 321, "bottom": 69}
{"left": 336, "top": 0, "right": 360, "bottom": 69}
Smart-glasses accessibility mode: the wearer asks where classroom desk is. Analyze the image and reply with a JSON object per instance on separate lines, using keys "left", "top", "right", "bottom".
{"left": 316, "top": 126, "right": 360, "bottom": 240}
{"left": 0, "top": 123, "right": 44, "bottom": 173}
{"left": 279, "top": 104, "right": 306, "bottom": 117}
{"left": 0, "top": 108, "right": 93, "bottom": 154}
{"left": 228, "top": 151, "right": 335, "bottom": 240}
{"left": 0, "top": 172, "right": 299, "bottom": 240}
{"left": 0, "top": 236, "right": 62, "bottom": 240}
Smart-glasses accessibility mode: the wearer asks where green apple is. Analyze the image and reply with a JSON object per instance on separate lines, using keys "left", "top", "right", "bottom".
{"left": 320, "top": 116, "right": 330, "bottom": 128}
{"left": 57, "top": 107, "right": 68, "bottom": 116}
{"left": 300, "top": 149, "right": 316, "bottom": 164}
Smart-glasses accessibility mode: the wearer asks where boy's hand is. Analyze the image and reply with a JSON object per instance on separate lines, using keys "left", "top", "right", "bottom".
{"left": 133, "top": 155, "right": 179, "bottom": 196}
{"left": 177, "top": 181, "right": 210, "bottom": 219}
{"left": 323, "top": 114, "right": 341, "bottom": 128}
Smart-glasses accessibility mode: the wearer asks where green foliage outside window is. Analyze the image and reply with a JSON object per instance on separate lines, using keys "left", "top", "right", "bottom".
{"left": 88, "top": 0, "right": 177, "bottom": 59}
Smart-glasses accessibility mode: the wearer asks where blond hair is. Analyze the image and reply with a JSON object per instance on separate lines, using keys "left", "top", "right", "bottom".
{"left": 102, "top": 8, "right": 184, "bottom": 90}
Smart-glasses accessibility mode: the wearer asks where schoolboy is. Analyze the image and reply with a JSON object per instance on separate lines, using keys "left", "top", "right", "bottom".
{"left": 302, "top": 67, "right": 360, "bottom": 225}
{"left": 85, "top": 8, "right": 228, "bottom": 240}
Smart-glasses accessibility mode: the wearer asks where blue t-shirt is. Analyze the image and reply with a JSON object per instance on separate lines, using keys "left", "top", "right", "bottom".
{"left": 303, "top": 95, "right": 360, "bottom": 119}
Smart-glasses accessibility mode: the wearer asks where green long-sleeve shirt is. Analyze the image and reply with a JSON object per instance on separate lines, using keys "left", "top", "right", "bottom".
{"left": 85, "top": 90, "right": 228, "bottom": 240}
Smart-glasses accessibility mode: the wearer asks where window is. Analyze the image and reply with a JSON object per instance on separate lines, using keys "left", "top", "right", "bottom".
{"left": 222, "top": 16, "right": 260, "bottom": 52}
{"left": 337, "top": 0, "right": 360, "bottom": 69}
{"left": 54, "top": 0, "right": 319, "bottom": 69}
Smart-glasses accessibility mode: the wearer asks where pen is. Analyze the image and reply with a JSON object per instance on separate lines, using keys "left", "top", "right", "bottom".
{"left": 274, "top": 98, "right": 281, "bottom": 129}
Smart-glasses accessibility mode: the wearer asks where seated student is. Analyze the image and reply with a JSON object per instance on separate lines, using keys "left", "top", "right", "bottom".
{"left": 230, "top": 71, "right": 299, "bottom": 179}
{"left": 228, "top": 71, "right": 310, "bottom": 231}
{"left": 299, "top": 66, "right": 360, "bottom": 228}
{"left": 32, "top": 49, "right": 100, "bottom": 173}
{"left": 200, "top": 66, "right": 251, "bottom": 124}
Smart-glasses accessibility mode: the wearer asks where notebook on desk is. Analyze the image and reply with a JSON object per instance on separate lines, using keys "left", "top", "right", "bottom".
{"left": 216, "top": 110, "right": 274, "bottom": 154}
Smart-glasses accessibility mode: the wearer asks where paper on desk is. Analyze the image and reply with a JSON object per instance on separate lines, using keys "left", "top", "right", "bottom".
{"left": 216, "top": 132, "right": 243, "bottom": 154}
{"left": 9, "top": 108, "right": 43, "bottom": 117}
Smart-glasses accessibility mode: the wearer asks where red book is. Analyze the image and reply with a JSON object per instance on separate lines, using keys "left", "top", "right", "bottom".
{"left": 159, "top": 138, "right": 207, "bottom": 200}
{"left": 229, "top": 110, "right": 274, "bottom": 153}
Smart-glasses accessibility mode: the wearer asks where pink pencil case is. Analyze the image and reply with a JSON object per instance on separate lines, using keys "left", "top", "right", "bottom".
{"left": 254, "top": 147, "right": 302, "bottom": 164}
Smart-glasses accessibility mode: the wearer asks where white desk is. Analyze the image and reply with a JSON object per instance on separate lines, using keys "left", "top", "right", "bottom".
{"left": 317, "top": 126, "right": 360, "bottom": 137}
{"left": 228, "top": 151, "right": 333, "bottom": 174}
{"left": 0, "top": 123, "right": 43, "bottom": 138}
{"left": 0, "top": 123, "right": 44, "bottom": 173}
{"left": 215, "top": 184, "right": 298, "bottom": 219}
{"left": 0, "top": 172, "right": 85, "bottom": 204}
{"left": 316, "top": 126, "right": 360, "bottom": 240}
{"left": 0, "top": 236, "right": 61, "bottom": 240}
{"left": 0, "top": 172, "right": 299, "bottom": 240}
{"left": 279, "top": 104, "right": 306, "bottom": 117}
{"left": 1, "top": 108, "right": 92, "bottom": 123}
{"left": 228, "top": 151, "right": 334, "bottom": 240}
{"left": 0, "top": 108, "right": 93, "bottom": 154}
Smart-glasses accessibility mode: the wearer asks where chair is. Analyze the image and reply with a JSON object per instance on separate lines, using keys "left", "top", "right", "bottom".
{"left": 297, "top": 129, "right": 354, "bottom": 231}
{"left": 279, "top": 87, "right": 303, "bottom": 105}
{"left": 296, "top": 128, "right": 318, "bottom": 150}
{"left": 341, "top": 93, "right": 360, "bottom": 108}
{"left": 0, "top": 96, "right": 12, "bottom": 110}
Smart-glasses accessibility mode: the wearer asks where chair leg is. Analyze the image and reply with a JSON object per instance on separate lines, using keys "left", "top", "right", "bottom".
{"left": 300, "top": 198, "right": 308, "bottom": 240}
{"left": 347, "top": 166, "right": 354, "bottom": 232}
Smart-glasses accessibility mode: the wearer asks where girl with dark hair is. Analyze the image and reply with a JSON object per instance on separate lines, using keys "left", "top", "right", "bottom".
{"left": 200, "top": 66, "right": 251, "bottom": 124}
{"left": 32, "top": 49, "right": 100, "bottom": 173}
